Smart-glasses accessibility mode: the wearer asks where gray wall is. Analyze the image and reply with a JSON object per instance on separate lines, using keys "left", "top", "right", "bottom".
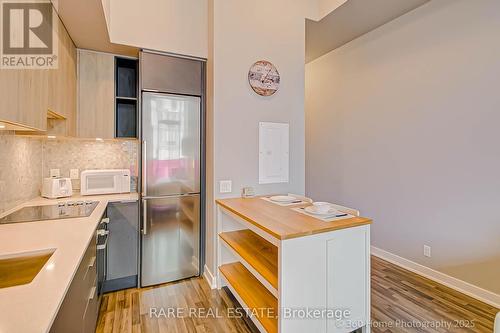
{"left": 205, "top": 0, "right": 311, "bottom": 275}
{"left": 306, "top": 0, "right": 500, "bottom": 294}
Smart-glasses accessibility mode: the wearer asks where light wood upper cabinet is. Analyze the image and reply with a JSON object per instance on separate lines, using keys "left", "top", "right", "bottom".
{"left": 0, "top": 70, "right": 18, "bottom": 127}
{"left": 47, "top": 16, "right": 77, "bottom": 136}
{"left": 77, "top": 50, "right": 115, "bottom": 139}
{"left": 0, "top": 67, "right": 49, "bottom": 131}
{"left": 0, "top": 11, "right": 76, "bottom": 133}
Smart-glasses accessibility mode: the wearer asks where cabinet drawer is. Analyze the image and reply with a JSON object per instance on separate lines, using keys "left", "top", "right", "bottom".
{"left": 50, "top": 235, "right": 97, "bottom": 333}
{"left": 79, "top": 235, "right": 97, "bottom": 303}
{"left": 82, "top": 278, "right": 99, "bottom": 333}
{"left": 82, "top": 235, "right": 97, "bottom": 281}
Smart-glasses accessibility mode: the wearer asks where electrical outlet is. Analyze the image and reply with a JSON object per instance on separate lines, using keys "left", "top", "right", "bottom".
{"left": 424, "top": 245, "right": 431, "bottom": 258}
{"left": 70, "top": 169, "right": 79, "bottom": 179}
{"left": 49, "top": 169, "right": 60, "bottom": 178}
{"left": 219, "top": 180, "right": 232, "bottom": 193}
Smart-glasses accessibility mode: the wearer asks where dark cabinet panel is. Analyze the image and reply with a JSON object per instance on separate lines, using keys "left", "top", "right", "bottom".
{"left": 140, "top": 52, "right": 203, "bottom": 96}
{"left": 50, "top": 212, "right": 109, "bottom": 333}
{"left": 50, "top": 232, "right": 97, "bottom": 333}
{"left": 104, "top": 201, "right": 138, "bottom": 292}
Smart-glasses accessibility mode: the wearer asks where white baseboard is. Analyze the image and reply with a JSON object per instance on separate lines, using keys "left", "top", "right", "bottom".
{"left": 371, "top": 246, "right": 500, "bottom": 309}
{"left": 203, "top": 264, "right": 216, "bottom": 289}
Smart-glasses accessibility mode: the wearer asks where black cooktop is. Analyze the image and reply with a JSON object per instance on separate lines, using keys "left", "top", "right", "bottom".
{"left": 0, "top": 201, "right": 99, "bottom": 225}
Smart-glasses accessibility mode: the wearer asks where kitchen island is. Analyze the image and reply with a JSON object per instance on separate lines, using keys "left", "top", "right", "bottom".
{"left": 216, "top": 197, "right": 372, "bottom": 333}
{"left": 0, "top": 193, "right": 138, "bottom": 333}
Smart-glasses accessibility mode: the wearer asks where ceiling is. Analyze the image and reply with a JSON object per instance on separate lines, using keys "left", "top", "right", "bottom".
{"left": 306, "top": 0, "right": 430, "bottom": 63}
{"left": 51, "top": 0, "right": 138, "bottom": 56}
{"left": 53, "top": 0, "right": 429, "bottom": 61}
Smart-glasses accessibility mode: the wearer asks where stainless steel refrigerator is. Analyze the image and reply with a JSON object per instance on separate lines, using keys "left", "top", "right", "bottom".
{"left": 140, "top": 51, "right": 203, "bottom": 287}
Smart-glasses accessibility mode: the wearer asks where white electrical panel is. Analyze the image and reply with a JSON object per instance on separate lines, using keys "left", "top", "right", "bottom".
{"left": 259, "top": 122, "right": 289, "bottom": 184}
{"left": 219, "top": 180, "right": 232, "bottom": 193}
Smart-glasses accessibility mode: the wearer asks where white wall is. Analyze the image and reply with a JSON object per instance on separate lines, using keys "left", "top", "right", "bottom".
{"left": 101, "top": 0, "right": 111, "bottom": 29}
{"left": 316, "top": 0, "right": 348, "bottom": 20}
{"left": 106, "top": 0, "right": 208, "bottom": 58}
{"left": 306, "top": 0, "right": 500, "bottom": 294}
{"left": 205, "top": 0, "right": 313, "bottom": 275}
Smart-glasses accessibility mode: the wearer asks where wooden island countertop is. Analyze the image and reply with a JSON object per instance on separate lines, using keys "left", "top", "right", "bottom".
{"left": 216, "top": 196, "right": 372, "bottom": 240}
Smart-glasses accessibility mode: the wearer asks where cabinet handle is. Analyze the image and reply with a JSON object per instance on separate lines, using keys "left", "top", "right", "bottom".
{"left": 83, "top": 256, "right": 97, "bottom": 280}
{"left": 88, "top": 256, "right": 96, "bottom": 268}
{"left": 89, "top": 286, "right": 97, "bottom": 300}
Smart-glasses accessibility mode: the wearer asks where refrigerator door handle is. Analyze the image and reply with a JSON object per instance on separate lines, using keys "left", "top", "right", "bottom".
{"left": 142, "top": 200, "right": 147, "bottom": 235}
{"left": 142, "top": 140, "right": 147, "bottom": 197}
{"left": 140, "top": 195, "right": 200, "bottom": 286}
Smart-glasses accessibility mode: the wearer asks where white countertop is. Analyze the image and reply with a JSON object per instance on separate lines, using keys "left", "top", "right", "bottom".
{"left": 0, "top": 193, "right": 139, "bottom": 333}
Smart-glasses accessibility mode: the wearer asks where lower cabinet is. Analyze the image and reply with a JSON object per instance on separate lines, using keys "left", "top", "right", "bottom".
{"left": 103, "top": 200, "right": 139, "bottom": 292}
{"left": 50, "top": 201, "right": 138, "bottom": 332}
{"left": 50, "top": 232, "right": 98, "bottom": 333}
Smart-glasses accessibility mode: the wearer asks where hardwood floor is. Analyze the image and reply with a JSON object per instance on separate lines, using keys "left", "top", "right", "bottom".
{"left": 371, "top": 257, "right": 498, "bottom": 333}
{"left": 96, "top": 276, "right": 256, "bottom": 333}
{"left": 96, "top": 257, "right": 498, "bottom": 333}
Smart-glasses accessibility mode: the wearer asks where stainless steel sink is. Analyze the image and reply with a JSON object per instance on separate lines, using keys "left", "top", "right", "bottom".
{"left": 0, "top": 249, "right": 55, "bottom": 288}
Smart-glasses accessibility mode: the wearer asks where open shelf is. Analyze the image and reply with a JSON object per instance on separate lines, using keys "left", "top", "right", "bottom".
{"left": 219, "top": 229, "right": 278, "bottom": 289}
{"left": 115, "top": 57, "right": 138, "bottom": 138}
{"left": 219, "top": 262, "right": 278, "bottom": 333}
{"left": 115, "top": 58, "right": 137, "bottom": 98}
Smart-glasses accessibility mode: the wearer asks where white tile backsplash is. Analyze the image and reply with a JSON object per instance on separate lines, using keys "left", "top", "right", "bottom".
{"left": 0, "top": 132, "right": 43, "bottom": 214}
{"left": 42, "top": 139, "right": 138, "bottom": 190}
{"left": 0, "top": 133, "right": 138, "bottom": 214}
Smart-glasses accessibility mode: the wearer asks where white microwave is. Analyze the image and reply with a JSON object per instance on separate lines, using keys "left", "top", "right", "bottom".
{"left": 80, "top": 169, "right": 131, "bottom": 196}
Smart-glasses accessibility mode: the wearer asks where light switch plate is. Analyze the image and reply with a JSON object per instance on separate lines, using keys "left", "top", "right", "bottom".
{"left": 219, "top": 180, "right": 232, "bottom": 193}
{"left": 424, "top": 245, "right": 431, "bottom": 257}
{"left": 50, "top": 169, "right": 60, "bottom": 178}
{"left": 70, "top": 169, "right": 79, "bottom": 179}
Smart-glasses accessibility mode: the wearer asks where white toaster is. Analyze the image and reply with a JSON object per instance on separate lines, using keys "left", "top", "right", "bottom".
{"left": 41, "top": 177, "right": 73, "bottom": 199}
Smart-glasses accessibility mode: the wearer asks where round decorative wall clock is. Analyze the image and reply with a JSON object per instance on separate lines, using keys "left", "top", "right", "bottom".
{"left": 248, "top": 60, "right": 280, "bottom": 96}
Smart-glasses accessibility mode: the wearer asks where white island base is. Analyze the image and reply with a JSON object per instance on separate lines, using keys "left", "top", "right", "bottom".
{"left": 215, "top": 197, "right": 372, "bottom": 333}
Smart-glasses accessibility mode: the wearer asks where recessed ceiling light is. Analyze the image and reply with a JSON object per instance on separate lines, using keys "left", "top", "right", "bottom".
{"left": 96, "top": 138, "right": 103, "bottom": 142}
{"left": 47, "top": 135, "right": 56, "bottom": 139}
{"left": 0, "top": 125, "right": 5, "bottom": 129}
